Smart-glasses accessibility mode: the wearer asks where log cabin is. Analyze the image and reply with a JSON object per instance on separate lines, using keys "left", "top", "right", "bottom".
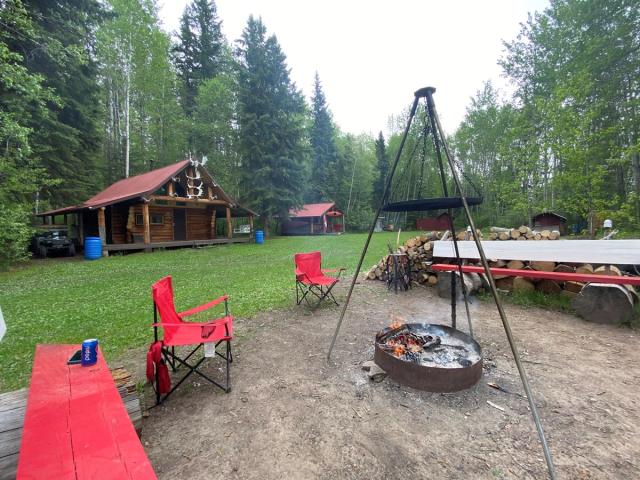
{"left": 36, "top": 160, "right": 257, "bottom": 255}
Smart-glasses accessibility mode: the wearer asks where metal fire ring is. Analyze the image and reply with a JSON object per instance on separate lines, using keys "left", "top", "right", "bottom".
{"left": 374, "top": 323, "right": 482, "bottom": 392}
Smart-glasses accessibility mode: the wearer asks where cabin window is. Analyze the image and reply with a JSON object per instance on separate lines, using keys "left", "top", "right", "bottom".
{"left": 135, "top": 213, "right": 165, "bottom": 225}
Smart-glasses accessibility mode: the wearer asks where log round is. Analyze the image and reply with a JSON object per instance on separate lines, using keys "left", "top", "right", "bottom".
{"left": 571, "top": 283, "right": 634, "bottom": 324}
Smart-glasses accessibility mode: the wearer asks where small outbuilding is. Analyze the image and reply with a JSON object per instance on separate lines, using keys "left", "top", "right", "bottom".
{"left": 36, "top": 160, "right": 257, "bottom": 255}
{"left": 416, "top": 213, "right": 451, "bottom": 231}
{"left": 281, "top": 203, "right": 343, "bottom": 235}
{"left": 531, "top": 212, "right": 567, "bottom": 235}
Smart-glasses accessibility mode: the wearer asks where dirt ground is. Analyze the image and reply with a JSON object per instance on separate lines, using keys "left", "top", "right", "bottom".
{"left": 136, "top": 280, "right": 640, "bottom": 480}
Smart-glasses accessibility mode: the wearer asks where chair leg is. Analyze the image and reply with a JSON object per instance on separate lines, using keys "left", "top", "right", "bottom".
{"left": 226, "top": 340, "right": 231, "bottom": 393}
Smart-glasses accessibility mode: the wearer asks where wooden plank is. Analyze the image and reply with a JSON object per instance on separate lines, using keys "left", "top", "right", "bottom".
{"left": 433, "top": 240, "right": 640, "bottom": 264}
{"left": 17, "top": 345, "right": 76, "bottom": 479}
{"left": 430, "top": 264, "right": 640, "bottom": 286}
{"left": 149, "top": 195, "right": 228, "bottom": 205}
{"left": 226, "top": 207, "right": 232, "bottom": 239}
{"left": 98, "top": 207, "right": 106, "bottom": 248}
{"left": 17, "top": 345, "right": 155, "bottom": 480}
{"left": 103, "top": 237, "right": 250, "bottom": 251}
{"left": 142, "top": 203, "right": 151, "bottom": 246}
{"left": 67, "top": 351, "right": 154, "bottom": 479}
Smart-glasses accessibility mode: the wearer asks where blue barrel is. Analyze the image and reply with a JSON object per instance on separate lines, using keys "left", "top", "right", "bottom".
{"left": 84, "top": 237, "right": 102, "bottom": 260}
{"left": 255, "top": 230, "right": 264, "bottom": 244}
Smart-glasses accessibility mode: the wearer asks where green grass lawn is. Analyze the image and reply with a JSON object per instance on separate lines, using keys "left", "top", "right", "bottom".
{"left": 0, "top": 231, "right": 418, "bottom": 392}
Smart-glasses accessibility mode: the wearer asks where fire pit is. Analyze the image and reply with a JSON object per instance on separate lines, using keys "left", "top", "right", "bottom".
{"left": 374, "top": 322, "right": 482, "bottom": 392}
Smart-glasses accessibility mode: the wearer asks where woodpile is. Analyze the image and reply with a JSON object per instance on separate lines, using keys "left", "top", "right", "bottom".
{"left": 365, "top": 229, "right": 638, "bottom": 325}
{"left": 487, "top": 226, "right": 560, "bottom": 241}
{"left": 366, "top": 232, "right": 441, "bottom": 286}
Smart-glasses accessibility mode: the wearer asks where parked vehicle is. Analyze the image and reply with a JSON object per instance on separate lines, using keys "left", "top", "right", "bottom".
{"left": 31, "top": 229, "right": 75, "bottom": 257}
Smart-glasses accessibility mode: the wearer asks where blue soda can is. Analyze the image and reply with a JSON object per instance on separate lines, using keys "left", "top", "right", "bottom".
{"left": 81, "top": 339, "right": 99, "bottom": 366}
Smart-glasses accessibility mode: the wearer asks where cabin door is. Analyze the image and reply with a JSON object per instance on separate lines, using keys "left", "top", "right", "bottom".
{"left": 173, "top": 209, "right": 186, "bottom": 241}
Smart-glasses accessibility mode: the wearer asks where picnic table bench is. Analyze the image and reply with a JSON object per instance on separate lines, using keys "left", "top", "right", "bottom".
{"left": 17, "top": 345, "right": 156, "bottom": 479}
{"left": 431, "top": 239, "right": 640, "bottom": 324}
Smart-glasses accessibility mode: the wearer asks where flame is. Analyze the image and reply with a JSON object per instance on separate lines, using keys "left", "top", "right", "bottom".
{"left": 392, "top": 345, "right": 406, "bottom": 357}
{"left": 389, "top": 314, "right": 406, "bottom": 331}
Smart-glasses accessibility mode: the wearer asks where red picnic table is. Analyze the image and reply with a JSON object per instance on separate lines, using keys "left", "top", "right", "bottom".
{"left": 17, "top": 344, "right": 156, "bottom": 479}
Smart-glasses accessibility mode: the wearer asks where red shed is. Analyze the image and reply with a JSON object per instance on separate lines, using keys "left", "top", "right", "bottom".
{"left": 416, "top": 212, "right": 451, "bottom": 231}
{"left": 282, "top": 203, "right": 343, "bottom": 235}
{"left": 531, "top": 212, "right": 567, "bottom": 235}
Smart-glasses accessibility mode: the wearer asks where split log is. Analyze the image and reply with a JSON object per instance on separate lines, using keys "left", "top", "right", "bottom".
{"left": 541, "top": 230, "right": 551, "bottom": 239}
{"left": 594, "top": 265, "right": 622, "bottom": 276}
{"left": 536, "top": 279, "right": 563, "bottom": 294}
{"left": 506, "top": 260, "right": 525, "bottom": 270}
{"left": 571, "top": 283, "right": 634, "bottom": 324}
{"left": 576, "top": 264, "right": 594, "bottom": 275}
{"left": 564, "top": 281, "right": 585, "bottom": 294}
{"left": 554, "top": 264, "right": 575, "bottom": 274}
{"left": 516, "top": 236, "right": 527, "bottom": 240}
{"left": 436, "top": 272, "right": 480, "bottom": 301}
{"left": 513, "top": 276, "right": 536, "bottom": 292}
{"left": 510, "top": 229, "right": 521, "bottom": 239}
{"left": 495, "top": 277, "right": 514, "bottom": 291}
{"left": 560, "top": 290, "right": 578, "bottom": 300}
{"left": 498, "top": 232, "right": 510, "bottom": 241}
{"left": 548, "top": 230, "right": 560, "bottom": 240}
{"left": 456, "top": 230, "right": 468, "bottom": 241}
{"left": 440, "top": 230, "right": 451, "bottom": 241}
{"left": 518, "top": 225, "right": 531, "bottom": 234}
{"left": 490, "top": 259, "right": 507, "bottom": 268}
{"left": 427, "top": 274, "right": 438, "bottom": 285}
{"left": 488, "top": 232, "right": 499, "bottom": 240}
{"left": 490, "top": 227, "right": 511, "bottom": 233}
{"left": 530, "top": 260, "right": 556, "bottom": 272}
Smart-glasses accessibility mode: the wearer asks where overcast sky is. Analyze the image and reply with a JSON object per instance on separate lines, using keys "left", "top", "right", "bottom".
{"left": 158, "top": 0, "right": 549, "bottom": 136}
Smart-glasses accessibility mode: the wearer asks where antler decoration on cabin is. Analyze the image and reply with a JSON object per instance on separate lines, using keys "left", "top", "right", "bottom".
{"left": 187, "top": 159, "right": 205, "bottom": 198}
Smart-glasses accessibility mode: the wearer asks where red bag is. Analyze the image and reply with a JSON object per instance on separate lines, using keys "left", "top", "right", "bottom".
{"left": 146, "top": 341, "right": 171, "bottom": 393}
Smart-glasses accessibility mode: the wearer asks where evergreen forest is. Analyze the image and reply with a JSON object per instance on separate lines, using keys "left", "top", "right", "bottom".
{"left": 1, "top": 0, "right": 638, "bottom": 267}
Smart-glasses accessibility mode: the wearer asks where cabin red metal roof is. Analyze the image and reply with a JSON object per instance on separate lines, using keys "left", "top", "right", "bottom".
{"left": 84, "top": 160, "right": 190, "bottom": 209}
{"left": 289, "top": 202, "right": 340, "bottom": 218}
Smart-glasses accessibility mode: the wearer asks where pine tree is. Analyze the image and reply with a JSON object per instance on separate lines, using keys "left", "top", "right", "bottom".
{"left": 174, "top": 0, "right": 225, "bottom": 116}
{"left": 0, "top": 0, "right": 55, "bottom": 267}
{"left": 372, "top": 131, "right": 389, "bottom": 208}
{"left": 16, "top": 0, "right": 105, "bottom": 207}
{"left": 235, "top": 16, "right": 309, "bottom": 235}
{"left": 308, "top": 72, "right": 338, "bottom": 202}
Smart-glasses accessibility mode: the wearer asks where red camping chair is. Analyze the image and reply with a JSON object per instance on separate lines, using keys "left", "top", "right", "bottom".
{"left": 294, "top": 251, "right": 345, "bottom": 309}
{"left": 151, "top": 276, "right": 232, "bottom": 405}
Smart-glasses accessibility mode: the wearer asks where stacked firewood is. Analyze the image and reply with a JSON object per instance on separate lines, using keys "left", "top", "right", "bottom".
{"left": 485, "top": 226, "right": 560, "bottom": 241}
{"left": 366, "top": 232, "right": 442, "bottom": 286}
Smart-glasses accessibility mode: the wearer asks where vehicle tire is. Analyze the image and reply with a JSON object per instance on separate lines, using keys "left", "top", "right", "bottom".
{"left": 39, "top": 246, "right": 47, "bottom": 258}
{"left": 68, "top": 244, "right": 76, "bottom": 257}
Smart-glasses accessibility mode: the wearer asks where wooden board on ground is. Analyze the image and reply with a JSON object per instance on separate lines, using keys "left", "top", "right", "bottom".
{"left": 433, "top": 240, "right": 640, "bottom": 264}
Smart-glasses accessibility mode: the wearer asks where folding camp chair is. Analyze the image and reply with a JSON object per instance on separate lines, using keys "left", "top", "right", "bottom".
{"left": 151, "top": 276, "right": 232, "bottom": 405}
{"left": 294, "top": 251, "right": 345, "bottom": 309}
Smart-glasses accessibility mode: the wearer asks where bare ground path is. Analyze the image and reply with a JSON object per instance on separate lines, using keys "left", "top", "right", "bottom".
{"left": 137, "top": 280, "right": 640, "bottom": 479}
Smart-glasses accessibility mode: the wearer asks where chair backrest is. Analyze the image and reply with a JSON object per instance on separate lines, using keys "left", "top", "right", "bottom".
{"left": 152, "top": 276, "right": 183, "bottom": 326}
{"left": 294, "top": 251, "right": 323, "bottom": 279}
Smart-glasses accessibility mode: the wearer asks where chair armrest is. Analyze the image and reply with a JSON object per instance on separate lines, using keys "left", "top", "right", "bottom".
{"left": 179, "top": 295, "right": 229, "bottom": 317}
{"left": 322, "top": 267, "right": 345, "bottom": 274}
{"left": 152, "top": 316, "right": 232, "bottom": 328}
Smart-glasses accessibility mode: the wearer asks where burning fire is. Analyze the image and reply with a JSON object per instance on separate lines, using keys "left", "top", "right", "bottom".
{"left": 389, "top": 314, "right": 406, "bottom": 331}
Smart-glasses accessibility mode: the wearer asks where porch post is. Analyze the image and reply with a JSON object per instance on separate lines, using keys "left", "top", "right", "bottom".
{"left": 249, "top": 214, "right": 254, "bottom": 238}
{"left": 97, "top": 207, "right": 107, "bottom": 257}
{"left": 142, "top": 202, "right": 151, "bottom": 251}
{"left": 210, "top": 208, "right": 217, "bottom": 239}
{"left": 226, "top": 207, "right": 232, "bottom": 239}
{"left": 310, "top": 219, "right": 314, "bottom": 234}
{"left": 78, "top": 212, "right": 84, "bottom": 247}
